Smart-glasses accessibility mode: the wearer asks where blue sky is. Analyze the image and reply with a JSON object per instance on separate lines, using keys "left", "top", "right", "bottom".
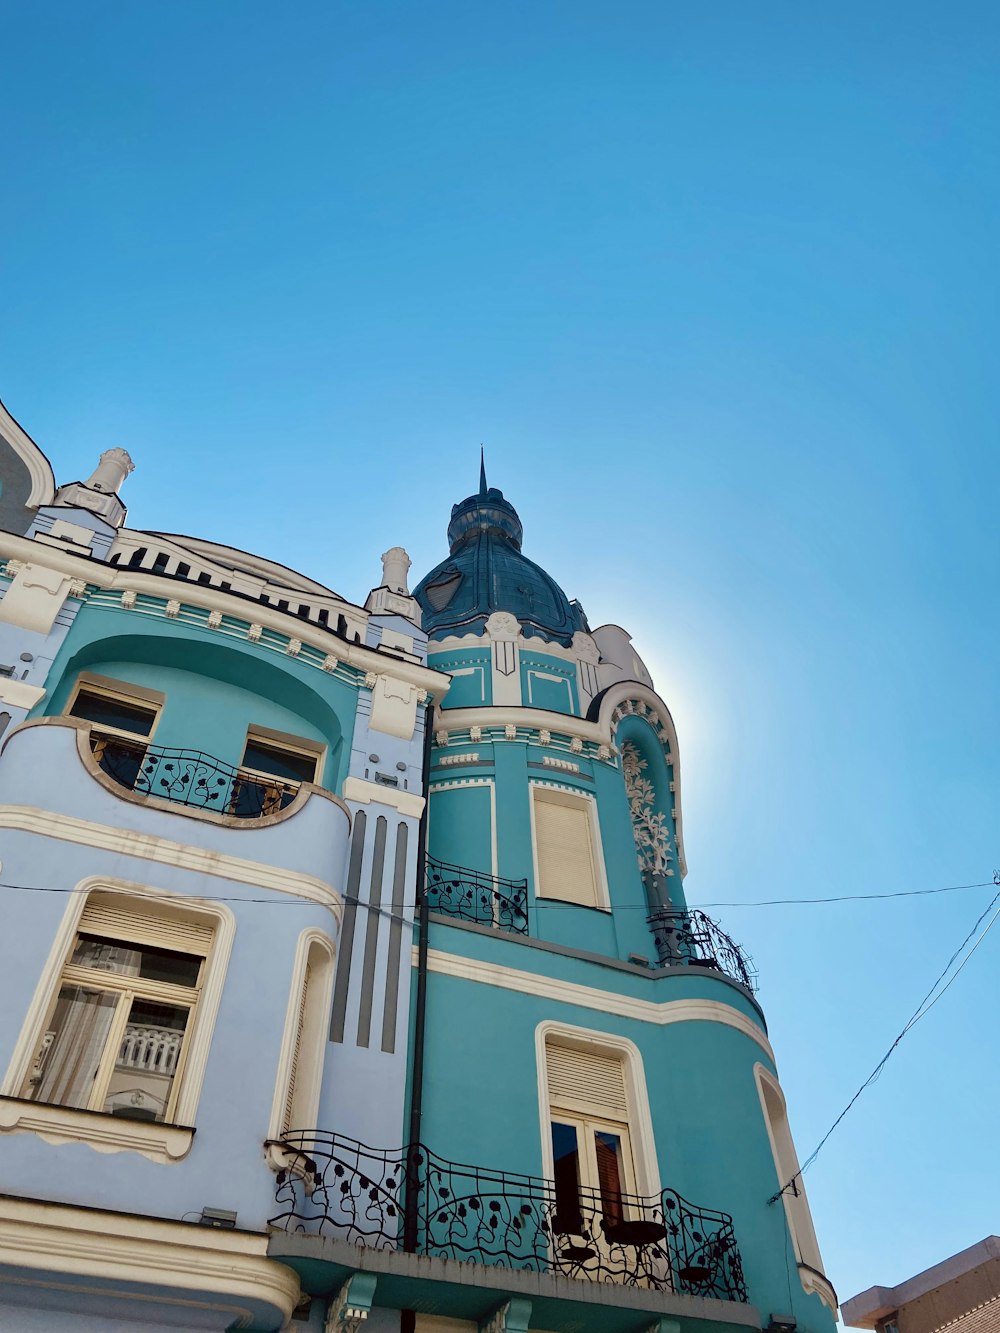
{"left": 3, "top": 0, "right": 998, "bottom": 1310}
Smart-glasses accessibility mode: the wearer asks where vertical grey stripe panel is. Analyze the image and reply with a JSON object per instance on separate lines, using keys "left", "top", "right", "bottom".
{"left": 330, "top": 810, "right": 366, "bottom": 1043}
{"left": 380, "top": 822, "right": 409, "bottom": 1054}
{"left": 356, "top": 815, "right": 387, "bottom": 1049}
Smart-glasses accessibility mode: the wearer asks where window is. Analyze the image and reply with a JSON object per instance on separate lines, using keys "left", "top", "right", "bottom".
{"left": 67, "top": 674, "right": 163, "bottom": 790}
{"left": 20, "top": 895, "right": 213, "bottom": 1125}
{"left": 548, "top": 1045, "right": 636, "bottom": 1234}
{"left": 755, "top": 1064, "right": 825, "bottom": 1274}
{"left": 531, "top": 784, "right": 607, "bottom": 909}
{"left": 543, "top": 1038, "right": 661, "bottom": 1272}
{"left": 233, "top": 727, "right": 322, "bottom": 818}
{"left": 270, "top": 931, "right": 336, "bottom": 1138}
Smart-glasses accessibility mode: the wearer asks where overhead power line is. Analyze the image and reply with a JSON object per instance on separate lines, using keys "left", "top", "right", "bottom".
{"left": 768, "top": 874, "right": 1000, "bottom": 1205}
{"left": 0, "top": 875, "right": 994, "bottom": 916}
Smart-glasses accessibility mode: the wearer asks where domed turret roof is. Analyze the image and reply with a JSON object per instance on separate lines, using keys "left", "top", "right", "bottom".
{"left": 413, "top": 461, "right": 589, "bottom": 645}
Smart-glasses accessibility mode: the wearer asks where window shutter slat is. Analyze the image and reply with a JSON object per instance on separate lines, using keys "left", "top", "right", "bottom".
{"left": 547, "top": 1044, "right": 627, "bottom": 1116}
{"left": 534, "top": 794, "right": 599, "bottom": 907}
{"left": 78, "top": 902, "right": 212, "bottom": 956}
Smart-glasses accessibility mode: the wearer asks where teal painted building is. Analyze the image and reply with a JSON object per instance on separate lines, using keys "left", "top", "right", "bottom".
{"left": 270, "top": 469, "right": 840, "bottom": 1333}
{"left": 0, "top": 398, "right": 838, "bottom": 1333}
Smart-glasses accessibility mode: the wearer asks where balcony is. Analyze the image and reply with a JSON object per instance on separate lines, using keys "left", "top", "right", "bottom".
{"left": 90, "top": 732, "right": 300, "bottom": 820}
{"left": 268, "top": 1132, "right": 748, "bottom": 1304}
{"left": 646, "top": 908, "right": 757, "bottom": 992}
{"left": 425, "top": 856, "right": 529, "bottom": 935}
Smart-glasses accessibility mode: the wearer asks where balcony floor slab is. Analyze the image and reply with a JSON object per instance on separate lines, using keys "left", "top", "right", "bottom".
{"left": 267, "top": 1231, "right": 761, "bottom": 1333}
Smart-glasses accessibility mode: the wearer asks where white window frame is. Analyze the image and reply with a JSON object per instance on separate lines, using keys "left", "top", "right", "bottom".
{"left": 529, "top": 780, "right": 610, "bottom": 911}
{"left": 0, "top": 879, "right": 234, "bottom": 1162}
{"left": 66, "top": 672, "right": 165, "bottom": 744}
{"left": 268, "top": 928, "right": 336, "bottom": 1139}
{"left": 535, "top": 1021, "right": 659, "bottom": 1199}
{"left": 754, "top": 1063, "right": 829, "bottom": 1287}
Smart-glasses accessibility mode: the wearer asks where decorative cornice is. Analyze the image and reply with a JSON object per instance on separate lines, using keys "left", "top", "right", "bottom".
{"left": 430, "top": 709, "right": 617, "bottom": 766}
{"left": 416, "top": 948, "right": 774, "bottom": 1061}
{"left": 341, "top": 777, "right": 425, "bottom": 818}
{"left": 0, "top": 1096, "right": 193, "bottom": 1163}
{"left": 0, "top": 796, "right": 345, "bottom": 918}
{"left": 0, "top": 532, "right": 445, "bottom": 698}
{"left": 0, "top": 1194, "right": 300, "bottom": 1326}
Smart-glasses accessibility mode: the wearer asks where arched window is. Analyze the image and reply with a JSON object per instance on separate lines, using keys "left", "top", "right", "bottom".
{"left": 272, "top": 931, "right": 336, "bottom": 1136}
{"left": 755, "top": 1064, "right": 825, "bottom": 1274}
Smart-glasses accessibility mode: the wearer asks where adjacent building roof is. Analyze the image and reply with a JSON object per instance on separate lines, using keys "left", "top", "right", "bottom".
{"left": 843, "top": 1237, "right": 1000, "bottom": 1333}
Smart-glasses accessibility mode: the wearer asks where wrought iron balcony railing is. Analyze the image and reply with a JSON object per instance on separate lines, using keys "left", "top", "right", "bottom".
{"left": 90, "top": 732, "right": 300, "bottom": 820}
{"left": 425, "top": 856, "right": 529, "bottom": 935}
{"left": 647, "top": 907, "right": 757, "bottom": 992}
{"left": 269, "top": 1132, "right": 748, "bottom": 1303}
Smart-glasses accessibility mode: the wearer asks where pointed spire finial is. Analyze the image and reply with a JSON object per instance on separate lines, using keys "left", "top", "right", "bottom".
{"left": 479, "top": 445, "right": 487, "bottom": 497}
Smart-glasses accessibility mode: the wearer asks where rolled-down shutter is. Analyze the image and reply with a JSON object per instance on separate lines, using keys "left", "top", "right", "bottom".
{"left": 77, "top": 900, "right": 213, "bottom": 956}
{"left": 534, "top": 791, "right": 599, "bottom": 907}
{"left": 547, "top": 1043, "right": 628, "bottom": 1117}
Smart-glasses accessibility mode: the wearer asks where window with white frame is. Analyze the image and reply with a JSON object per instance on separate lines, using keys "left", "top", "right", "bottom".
{"left": 67, "top": 673, "right": 163, "bottom": 789}
{"left": 273, "top": 932, "right": 336, "bottom": 1137}
{"left": 233, "top": 727, "right": 322, "bottom": 818}
{"left": 20, "top": 894, "right": 214, "bottom": 1125}
{"left": 531, "top": 784, "right": 606, "bottom": 908}
{"left": 546, "top": 1041, "right": 639, "bottom": 1239}
{"left": 755, "top": 1064, "right": 825, "bottom": 1274}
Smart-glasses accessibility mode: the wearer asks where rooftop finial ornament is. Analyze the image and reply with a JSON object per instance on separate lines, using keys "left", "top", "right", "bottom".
{"left": 479, "top": 445, "right": 487, "bottom": 498}
{"left": 86, "top": 448, "right": 134, "bottom": 496}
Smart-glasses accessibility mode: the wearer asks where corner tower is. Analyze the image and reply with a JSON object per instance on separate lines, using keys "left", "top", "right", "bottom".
{"left": 389, "top": 466, "right": 841, "bottom": 1333}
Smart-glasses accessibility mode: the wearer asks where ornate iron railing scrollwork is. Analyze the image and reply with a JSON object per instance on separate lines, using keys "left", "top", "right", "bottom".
{"left": 424, "top": 856, "right": 529, "bottom": 935}
{"left": 90, "top": 732, "right": 300, "bottom": 820}
{"left": 269, "top": 1131, "right": 748, "bottom": 1303}
{"left": 646, "top": 907, "right": 757, "bottom": 992}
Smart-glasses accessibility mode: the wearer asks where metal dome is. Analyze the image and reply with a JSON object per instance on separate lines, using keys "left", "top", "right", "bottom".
{"left": 413, "top": 464, "right": 588, "bottom": 645}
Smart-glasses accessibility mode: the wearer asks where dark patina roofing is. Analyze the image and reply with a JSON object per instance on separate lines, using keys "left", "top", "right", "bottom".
{"left": 413, "top": 459, "right": 589, "bottom": 645}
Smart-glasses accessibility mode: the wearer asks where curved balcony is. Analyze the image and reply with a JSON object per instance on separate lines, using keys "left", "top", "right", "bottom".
{"left": 647, "top": 908, "right": 757, "bottom": 992}
{"left": 90, "top": 732, "right": 301, "bottom": 820}
{"left": 268, "top": 1132, "right": 748, "bottom": 1304}
{"left": 425, "top": 855, "right": 529, "bottom": 935}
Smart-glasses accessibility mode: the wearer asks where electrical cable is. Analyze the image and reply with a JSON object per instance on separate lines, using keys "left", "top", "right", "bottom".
{"left": 0, "top": 876, "right": 992, "bottom": 913}
{"left": 768, "top": 881, "right": 1000, "bottom": 1204}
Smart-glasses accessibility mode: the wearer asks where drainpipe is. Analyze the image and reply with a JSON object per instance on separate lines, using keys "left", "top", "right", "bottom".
{"left": 403, "top": 702, "right": 433, "bottom": 1257}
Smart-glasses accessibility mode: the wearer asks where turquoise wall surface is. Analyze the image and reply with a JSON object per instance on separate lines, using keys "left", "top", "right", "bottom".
{"left": 411, "top": 939, "right": 832, "bottom": 1333}
{"left": 38, "top": 605, "right": 360, "bottom": 792}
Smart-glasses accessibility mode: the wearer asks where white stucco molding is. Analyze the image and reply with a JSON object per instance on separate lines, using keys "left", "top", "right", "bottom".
{"left": 0, "top": 561, "right": 74, "bottom": 634}
{"left": 0, "top": 679, "right": 46, "bottom": 709}
{"left": 753, "top": 1062, "right": 837, "bottom": 1314}
{"left": 594, "top": 681, "right": 688, "bottom": 879}
{"left": 416, "top": 948, "right": 774, "bottom": 1062}
{"left": 0, "top": 530, "right": 446, "bottom": 699}
{"left": 438, "top": 706, "right": 608, "bottom": 751}
{"left": 0, "top": 804, "right": 345, "bottom": 918}
{"left": 0, "top": 1195, "right": 300, "bottom": 1328}
{"left": 0, "top": 1097, "right": 194, "bottom": 1163}
{"left": 342, "top": 777, "right": 425, "bottom": 818}
{"left": 0, "top": 400, "right": 57, "bottom": 508}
